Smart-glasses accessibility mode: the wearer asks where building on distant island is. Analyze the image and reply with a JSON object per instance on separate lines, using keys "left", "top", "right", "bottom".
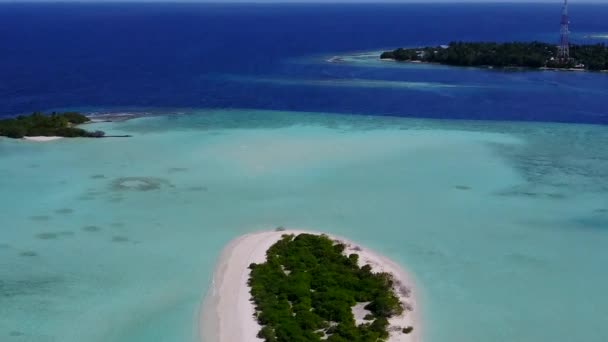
{"left": 558, "top": 0, "right": 570, "bottom": 62}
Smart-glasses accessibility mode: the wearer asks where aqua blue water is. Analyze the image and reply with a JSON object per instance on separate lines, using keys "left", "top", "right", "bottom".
{"left": 1, "top": 3, "right": 608, "bottom": 342}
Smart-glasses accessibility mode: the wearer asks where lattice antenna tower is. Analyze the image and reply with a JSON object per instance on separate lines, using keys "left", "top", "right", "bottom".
{"left": 558, "top": 0, "right": 570, "bottom": 61}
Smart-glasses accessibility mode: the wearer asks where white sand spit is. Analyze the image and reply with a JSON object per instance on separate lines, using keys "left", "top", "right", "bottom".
{"left": 200, "top": 229, "right": 421, "bottom": 342}
{"left": 23, "top": 136, "right": 63, "bottom": 142}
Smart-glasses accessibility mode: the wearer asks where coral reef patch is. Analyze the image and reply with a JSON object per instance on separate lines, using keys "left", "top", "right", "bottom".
{"left": 110, "top": 177, "right": 172, "bottom": 192}
{"left": 82, "top": 225, "right": 102, "bottom": 232}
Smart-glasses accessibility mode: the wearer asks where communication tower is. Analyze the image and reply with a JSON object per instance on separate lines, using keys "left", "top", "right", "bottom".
{"left": 558, "top": 0, "right": 570, "bottom": 61}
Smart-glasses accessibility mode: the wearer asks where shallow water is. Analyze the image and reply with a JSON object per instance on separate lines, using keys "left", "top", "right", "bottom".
{"left": 1, "top": 109, "right": 607, "bottom": 342}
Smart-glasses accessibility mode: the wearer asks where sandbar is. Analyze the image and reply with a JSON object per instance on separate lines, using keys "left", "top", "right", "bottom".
{"left": 23, "top": 136, "right": 63, "bottom": 142}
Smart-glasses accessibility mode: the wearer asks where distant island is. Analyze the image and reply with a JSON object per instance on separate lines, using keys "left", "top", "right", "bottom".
{"left": 380, "top": 42, "right": 608, "bottom": 71}
{"left": 0, "top": 112, "right": 105, "bottom": 139}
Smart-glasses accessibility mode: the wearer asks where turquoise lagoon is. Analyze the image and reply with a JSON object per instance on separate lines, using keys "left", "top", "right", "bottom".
{"left": 1, "top": 109, "right": 608, "bottom": 342}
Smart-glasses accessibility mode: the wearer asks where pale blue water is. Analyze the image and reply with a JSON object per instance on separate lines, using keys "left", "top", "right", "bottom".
{"left": 1, "top": 110, "right": 607, "bottom": 342}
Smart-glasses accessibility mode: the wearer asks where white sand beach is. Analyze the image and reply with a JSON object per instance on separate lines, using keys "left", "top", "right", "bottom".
{"left": 200, "top": 229, "right": 421, "bottom": 342}
{"left": 23, "top": 136, "right": 63, "bottom": 142}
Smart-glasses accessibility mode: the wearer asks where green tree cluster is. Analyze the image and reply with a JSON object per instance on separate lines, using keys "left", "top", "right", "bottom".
{"left": 569, "top": 44, "right": 608, "bottom": 70}
{"left": 0, "top": 112, "right": 105, "bottom": 139}
{"left": 248, "top": 234, "right": 405, "bottom": 342}
{"left": 381, "top": 42, "right": 608, "bottom": 71}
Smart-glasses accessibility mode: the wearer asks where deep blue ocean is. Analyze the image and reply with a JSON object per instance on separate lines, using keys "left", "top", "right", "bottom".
{"left": 1, "top": 2, "right": 607, "bottom": 124}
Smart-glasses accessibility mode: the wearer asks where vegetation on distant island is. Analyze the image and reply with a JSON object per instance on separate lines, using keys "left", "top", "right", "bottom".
{"left": 248, "top": 234, "right": 406, "bottom": 342}
{"left": 0, "top": 112, "right": 105, "bottom": 139}
{"left": 381, "top": 42, "right": 608, "bottom": 71}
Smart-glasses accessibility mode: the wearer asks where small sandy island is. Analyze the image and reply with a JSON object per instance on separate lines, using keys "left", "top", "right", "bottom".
{"left": 23, "top": 136, "right": 63, "bottom": 142}
{"left": 200, "top": 229, "right": 421, "bottom": 342}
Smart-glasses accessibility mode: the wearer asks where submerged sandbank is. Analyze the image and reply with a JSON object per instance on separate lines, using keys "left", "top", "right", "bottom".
{"left": 200, "top": 229, "right": 421, "bottom": 342}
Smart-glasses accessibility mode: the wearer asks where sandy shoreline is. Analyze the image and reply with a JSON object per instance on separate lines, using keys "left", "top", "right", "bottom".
{"left": 23, "top": 136, "right": 63, "bottom": 142}
{"left": 200, "top": 229, "right": 421, "bottom": 342}
{"left": 379, "top": 57, "right": 607, "bottom": 72}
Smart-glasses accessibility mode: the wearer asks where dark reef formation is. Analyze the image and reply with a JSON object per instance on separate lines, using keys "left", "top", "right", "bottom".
{"left": 110, "top": 177, "right": 172, "bottom": 192}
